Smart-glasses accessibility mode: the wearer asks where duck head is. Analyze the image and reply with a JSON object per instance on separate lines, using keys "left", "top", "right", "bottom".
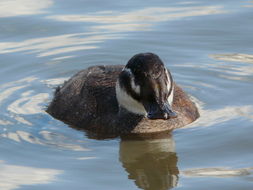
{"left": 116, "top": 53, "right": 177, "bottom": 120}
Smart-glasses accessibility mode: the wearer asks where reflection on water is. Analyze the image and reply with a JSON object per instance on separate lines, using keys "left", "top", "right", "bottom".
{"left": 0, "top": 160, "right": 62, "bottom": 190}
{"left": 210, "top": 53, "right": 253, "bottom": 64}
{"left": 0, "top": 76, "right": 67, "bottom": 126}
{"left": 0, "top": 119, "right": 13, "bottom": 125}
{"left": 8, "top": 92, "right": 49, "bottom": 115}
{"left": 0, "top": 77, "right": 37, "bottom": 103}
{"left": 0, "top": 76, "right": 90, "bottom": 152}
{"left": 0, "top": 32, "right": 119, "bottom": 57}
{"left": 182, "top": 167, "right": 253, "bottom": 177}
{"left": 243, "top": 0, "right": 253, "bottom": 7}
{"left": 0, "top": 0, "right": 53, "bottom": 17}
{"left": 48, "top": 6, "right": 225, "bottom": 24}
{"left": 42, "top": 77, "right": 69, "bottom": 87}
{"left": 0, "top": 77, "right": 39, "bottom": 126}
{"left": 0, "top": 130, "right": 89, "bottom": 151}
{"left": 188, "top": 97, "right": 253, "bottom": 128}
{"left": 0, "top": 4, "right": 227, "bottom": 59}
{"left": 207, "top": 53, "right": 253, "bottom": 82}
{"left": 0, "top": 85, "right": 27, "bottom": 104}
{"left": 119, "top": 134, "right": 178, "bottom": 190}
{"left": 0, "top": 77, "right": 46, "bottom": 126}
{"left": 209, "top": 53, "right": 253, "bottom": 80}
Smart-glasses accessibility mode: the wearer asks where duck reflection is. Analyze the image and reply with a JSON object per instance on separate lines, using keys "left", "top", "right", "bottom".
{"left": 119, "top": 133, "right": 179, "bottom": 190}
{"left": 70, "top": 126, "right": 179, "bottom": 190}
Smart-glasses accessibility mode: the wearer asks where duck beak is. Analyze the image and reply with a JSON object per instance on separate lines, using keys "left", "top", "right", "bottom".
{"left": 143, "top": 102, "right": 177, "bottom": 120}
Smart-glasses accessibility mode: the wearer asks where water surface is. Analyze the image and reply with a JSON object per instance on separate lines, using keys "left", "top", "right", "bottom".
{"left": 0, "top": 0, "right": 253, "bottom": 189}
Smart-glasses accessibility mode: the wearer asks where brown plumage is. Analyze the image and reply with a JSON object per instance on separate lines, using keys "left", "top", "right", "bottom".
{"left": 46, "top": 64, "right": 199, "bottom": 136}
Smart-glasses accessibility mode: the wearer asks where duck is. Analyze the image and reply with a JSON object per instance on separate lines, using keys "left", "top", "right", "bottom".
{"left": 46, "top": 53, "right": 199, "bottom": 136}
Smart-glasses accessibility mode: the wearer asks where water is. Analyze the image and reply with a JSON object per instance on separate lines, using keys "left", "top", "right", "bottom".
{"left": 0, "top": 0, "right": 253, "bottom": 189}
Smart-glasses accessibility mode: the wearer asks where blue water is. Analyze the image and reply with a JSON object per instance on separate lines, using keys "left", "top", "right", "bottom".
{"left": 0, "top": 0, "right": 253, "bottom": 189}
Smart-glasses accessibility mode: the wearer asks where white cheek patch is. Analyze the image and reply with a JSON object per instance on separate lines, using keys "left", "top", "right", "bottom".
{"left": 130, "top": 77, "right": 140, "bottom": 95}
{"left": 123, "top": 68, "right": 140, "bottom": 95}
{"left": 165, "top": 69, "right": 171, "bottom": 86}
{"left": 168, "top": 86, "right": 174, "bottom": 105}
{"left": 116, "top": 81, "right": 146, "bottom": 115}
{"left": 165, "top": 69, "right": 174, "bottom": 105}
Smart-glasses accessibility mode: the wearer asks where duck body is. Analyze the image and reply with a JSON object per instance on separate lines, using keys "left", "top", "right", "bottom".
{"left": 47, "top": 53, "right": 199, "bottom": 136}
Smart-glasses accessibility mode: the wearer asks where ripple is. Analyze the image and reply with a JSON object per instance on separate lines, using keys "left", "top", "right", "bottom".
{"left": 47, "top": 6, "right": 226, "bottom": 24}
{"left": 243, "top": 1, "right": 253, "bottom": 7}
{"left": 0, "top": 76, "right": 62, "bottom": 126}
{"left": 187, "top": 96, "right": 253, "bottom": 128}
{"left": 0, "top": 85, "right": 27, "bottom": 104}
{"left": 0, "top": 119, "right": 13, "bottom": 125}
{"left": 0, "top": 76, "right": 89, "bottom": 152}
{"left": 0, "top": 160, "right": 62, "bottom": 190}
{"left": 11, "top": 115, "right": 33, "bottom": 126}
{"left": 0, "top": 5, "right": 227, "bottom": 58}
{"left": 0, "top": 76, "right": 37, "bottom": 88}
{"left": 0, "top": 130, "right": 89, "bottom": 151}
{"left": 210, "top": 53, "right": 253, "bottom": 64}
{"left": 209, "top": 53, "right": 253, "bottom": 81}
{"left": 92, "top": 23, "right": 152, "bottom": 32}
{"left": 77, "top": 157, "right": 97, "bottom": 160}
{"left": 0, "top": 77, "right": 37, "bottom": 105}
{"left": 182, "top": 167, "right": 253, "bottom": 177}
{"left": 41, "top": 77, "right": 69, "bottom": 88}
{"left": 0, "top": 0, "right": 53, "bottom": 18}
{"left": 0, "top": 76, "right": 59, "bottom": 115}
{"left": 51, "top": 55, "right": 75, "bottom": 61}
{"left": 38, "top": 45, "right": 97, "bottom": 57}
{"left": 47, "top": 5, "right": 226, "bottom": 34}
{"left": 0, "top": 32, "right": 119, "bottom": 57}
{"left": 8, "top": 92, "right": 49, "bottom": 115}
{"left": 176, "top": 54, "right": 253, "bottom": 83}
